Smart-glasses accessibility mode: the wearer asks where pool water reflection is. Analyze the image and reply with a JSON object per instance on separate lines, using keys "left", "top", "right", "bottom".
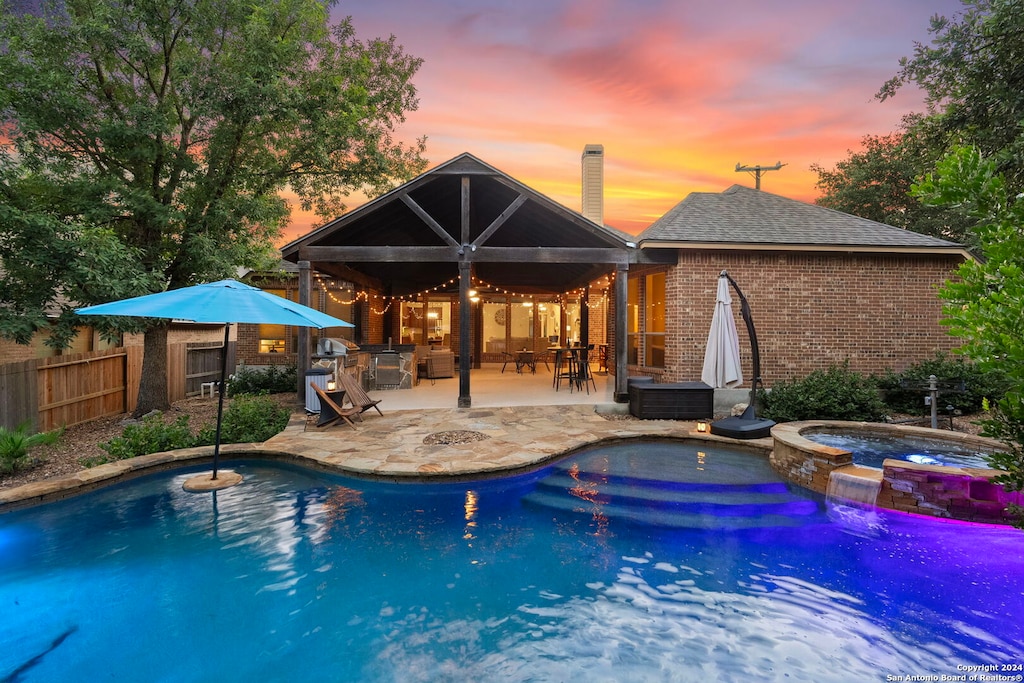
{"left": 1, "top": 442, "right": 1021, "bottom": 682}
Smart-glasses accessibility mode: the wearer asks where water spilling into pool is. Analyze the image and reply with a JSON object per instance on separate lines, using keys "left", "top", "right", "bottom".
{"left": 1, "top": 442, "right": 1021, "bottom": 682}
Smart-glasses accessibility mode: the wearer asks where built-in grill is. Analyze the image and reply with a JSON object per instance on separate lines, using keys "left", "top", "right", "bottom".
{"left": 374, "top": 352, "right": 403, "bottom": 389}
{"left": 315, "top": 337, "right": 360, "bottom": 368}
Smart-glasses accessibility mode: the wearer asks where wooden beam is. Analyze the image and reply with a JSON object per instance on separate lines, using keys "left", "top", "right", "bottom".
{"left": 399, "top": 193, "right": 460, "bottom": 248}
{"left": 458, "top": 261, "right": 472, "bottom": 407}
{"left": 471, "top": 246, "right": 630, "bottom": 265}
{"left": 300, "top": 246, "right": 460, "bottom": 262}
{"left": 300, "top": 245, "right": 629, "bottom": 265}
{"left": 614, "top": 264, "right": 628, "bottom": 401}
{"left": 472, "top": 194, "right": 527, "bottom": 248}
{"left": 461, "top": 176, "right": 471, "bottom": 246}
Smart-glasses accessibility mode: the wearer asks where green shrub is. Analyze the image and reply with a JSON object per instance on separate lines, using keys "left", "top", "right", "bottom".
{"left": 94, "top": 413, "right": 198, "bottom": 466}
{"left": 227, "top": 364, "right": 297, "bottom": 397}
{"left": 197, "top": 394, "right": 290, "bottom": 444}
{"left": 759, "top": 363, "right": 887, "bottom": 423}
{"left": 0, "top": 422, "right": 63, "bottom": 474}
{"left": 876, "top": 353, "right": 1011, "bottom": 415}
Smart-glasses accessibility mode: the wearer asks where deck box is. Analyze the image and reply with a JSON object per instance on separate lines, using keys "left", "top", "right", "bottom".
{"left": 629, "top": 381, "right": 714, "bottom": 420}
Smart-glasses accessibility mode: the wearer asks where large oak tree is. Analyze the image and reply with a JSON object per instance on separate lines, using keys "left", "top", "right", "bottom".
{"left": 0, "top": 0, "right": 426, "bottom": 414}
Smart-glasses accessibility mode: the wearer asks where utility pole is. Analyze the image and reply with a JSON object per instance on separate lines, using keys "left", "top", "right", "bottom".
{"left": 735, "top": 161, "right": 785, "bottom": 190}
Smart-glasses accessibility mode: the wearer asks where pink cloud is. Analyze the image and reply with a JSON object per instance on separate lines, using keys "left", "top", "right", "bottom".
{"left": 291, "top": 0, "right": 965, "bottom": 240}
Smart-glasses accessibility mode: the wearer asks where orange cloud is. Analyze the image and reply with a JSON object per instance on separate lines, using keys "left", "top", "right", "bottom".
{"left": 287, "top": 0, "right": 964, "bottom": 241}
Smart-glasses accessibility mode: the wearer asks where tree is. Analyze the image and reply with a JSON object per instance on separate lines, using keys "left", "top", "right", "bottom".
{"left": 912, "top": 146, "right": 1024, "bottom": 526}
{"left": 879, "top": 0, "right": 1024, "bottom": 194}
{"left": 0, "top": 0, "right": 426, "bottom": 414}
{"left": 812, "top": 115, "right": 976, "bottom": 247}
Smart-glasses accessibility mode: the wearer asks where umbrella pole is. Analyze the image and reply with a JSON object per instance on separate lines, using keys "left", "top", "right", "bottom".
{"left": 722, "top": 272, "right": 763, "bottom": 415}
{"left": 211, "top": 323, "right": 230, "bottom": 480}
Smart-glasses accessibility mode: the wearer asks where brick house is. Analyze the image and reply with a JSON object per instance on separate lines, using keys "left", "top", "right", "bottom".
{"left": 627, "top": 184, "right": 970, "bottom": 386}
{"left": 263, "top": 152, "right": 969, "bottom": 406}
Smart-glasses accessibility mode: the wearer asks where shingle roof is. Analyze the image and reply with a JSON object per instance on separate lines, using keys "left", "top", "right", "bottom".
{"left": 638, "top": 184, "right": 963, "bottom": 251}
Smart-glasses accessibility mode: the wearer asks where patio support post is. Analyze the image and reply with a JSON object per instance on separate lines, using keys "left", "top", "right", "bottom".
{"left": 458, "top": 261, "right": 472, "bottom": 406}
{"left": 458, "top": 175, "right": 472, "bottom": 407}
{"left": 614, "top": 264, "right": 628, "bottom": 401}
{"left": 297, "top": 260, "right": 312, "bottom": 400}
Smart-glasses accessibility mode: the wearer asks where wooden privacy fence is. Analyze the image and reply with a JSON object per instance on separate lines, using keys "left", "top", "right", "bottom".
{"left": 1, "top": 341, "right": 235, "bottom": 432}
{"left": 32, "top": 347, "right": 143, "bottom": 432}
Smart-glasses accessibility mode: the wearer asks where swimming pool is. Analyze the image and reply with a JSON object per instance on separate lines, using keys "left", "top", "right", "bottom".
{"left": 2, "top": 442, "right": 1021, "bottom": 682}
{"left": 805, "top": 431, "right": 992, "bottom": 469}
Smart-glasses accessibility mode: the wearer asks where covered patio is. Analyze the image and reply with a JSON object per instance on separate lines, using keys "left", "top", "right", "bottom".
{"left": 355, "top": 361, "right": 616, "bottom": 410}
{"left": 281, "top": 153, "right": 664, "bottom": 407}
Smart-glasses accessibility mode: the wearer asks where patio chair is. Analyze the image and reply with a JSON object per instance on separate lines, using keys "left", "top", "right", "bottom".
{"left": 578, "top": 344, "right": 597, "bottom": 394}
{"left": 500, "top": 351, "right": 520, "bottom": 373}
{"left": 309, "top": 383, "right": 361, "bottom": 430}
{"left": 337, "top": 371, "right": 384, "bottom": 417}
{"left": 426, "top": 347, "right": 455, "bottom": 380}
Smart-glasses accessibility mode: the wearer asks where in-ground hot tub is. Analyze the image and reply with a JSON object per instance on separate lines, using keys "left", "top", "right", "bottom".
{"left": 803, "top": 430, "right": 991, "bottom": 469}
{"left": 770, "top": 420, "right": 1021, "bottom": 525}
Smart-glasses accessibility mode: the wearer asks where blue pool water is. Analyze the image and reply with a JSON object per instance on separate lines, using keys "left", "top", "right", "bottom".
{"left": 1, "top": 442, "right": 1021, "bottom": 682}
{"left": 806, "top": 431, "right": 993, "bottom": 469}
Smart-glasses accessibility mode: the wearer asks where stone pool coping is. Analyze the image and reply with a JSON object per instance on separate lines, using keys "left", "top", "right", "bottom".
{"left": 0, "top": 405, "right": 773, "bottom": 512}
{"left": 771, "top": 420, "right": 1018, "bottom": 525}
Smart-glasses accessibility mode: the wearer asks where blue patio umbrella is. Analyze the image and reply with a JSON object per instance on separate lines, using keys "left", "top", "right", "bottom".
{"left": 77, "top": 279, "right": 353, "bottom": 488}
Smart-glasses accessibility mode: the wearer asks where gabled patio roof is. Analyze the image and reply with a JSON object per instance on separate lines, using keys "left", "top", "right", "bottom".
{"left": 279, "top": 153, "right": 637, "bottom": 406}
{"left": 281, "top": 153, "right": 636, "bottom": 296}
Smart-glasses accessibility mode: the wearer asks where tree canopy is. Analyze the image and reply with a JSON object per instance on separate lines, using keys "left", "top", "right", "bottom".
{"left": 812, "top": 115, "right": 976, "bottom": 248}
{"left": 913, "top": 146, "right": 1024, "bottom": 524}
{"left": 879, "top": 0, "right": 1024, "bottom": 193}
{"left": 814, "top": 0, "right": 1024, "bottom": 250}
{"left": 0, "top": 0, "right": 426, "bottom": 412}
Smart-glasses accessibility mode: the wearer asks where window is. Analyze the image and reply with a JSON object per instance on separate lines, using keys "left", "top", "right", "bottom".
{"left": 627, "top": 277, "right": 639, "bottom": 365}
{"left": 426, "top": 299, "right": 451, "bottom": 345}
{"left": 509, "top": 299, "right": 535, "bottom": 351}
{"left": 482, "top": 302, "right": 506, "bottom": 354}
{"left": 644, "top": 272, "right": 666, "bottom": 368}
{"left": 400, "top": 302, "right": 424, "bottom": 344}
{"left": 627, "top": 271, "right": 665, "bottom": 368}
{"left": 258, "top": 289, "right": 290, "bottom": 353}
{"left": 537, "top": 302, "right": 561, "bottom": 345}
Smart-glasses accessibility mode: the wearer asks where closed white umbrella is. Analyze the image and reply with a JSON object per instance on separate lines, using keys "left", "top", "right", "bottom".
{"left": 701, "top": 272, "right": 743, "bottom": 388}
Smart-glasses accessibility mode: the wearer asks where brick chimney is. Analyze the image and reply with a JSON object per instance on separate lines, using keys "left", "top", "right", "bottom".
{"left": 581, "top": 144, "right": 604, "bottom": 225}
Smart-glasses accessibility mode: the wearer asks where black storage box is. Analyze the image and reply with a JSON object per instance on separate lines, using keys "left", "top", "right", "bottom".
{"left": 629, "top": 381, "right": 714, "bottom": 420}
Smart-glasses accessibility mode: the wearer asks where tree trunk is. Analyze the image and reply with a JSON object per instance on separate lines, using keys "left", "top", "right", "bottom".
{"left": 134, "top": 323, "right": 172, "bottom": 417}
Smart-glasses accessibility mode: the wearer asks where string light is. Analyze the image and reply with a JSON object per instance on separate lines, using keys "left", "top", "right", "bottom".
{"left": 311, "top": 271, "right": 611, "bottom": 313}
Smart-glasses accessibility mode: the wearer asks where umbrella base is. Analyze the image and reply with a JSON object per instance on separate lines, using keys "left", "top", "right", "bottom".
{"left": 709, "top": 415, "right": 776, "bottom": 440}
{"left": 183, "top": 470, "right": 243, "bottom": 492}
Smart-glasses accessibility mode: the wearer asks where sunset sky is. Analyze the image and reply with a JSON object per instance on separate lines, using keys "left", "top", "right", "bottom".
{"left": 285, "top": 0, "right": 964, "bottom": 241}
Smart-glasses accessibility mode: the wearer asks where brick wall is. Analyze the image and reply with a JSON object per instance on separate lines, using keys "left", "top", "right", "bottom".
{"left": 662, "top": 250, "right": 964, "bottom": 386}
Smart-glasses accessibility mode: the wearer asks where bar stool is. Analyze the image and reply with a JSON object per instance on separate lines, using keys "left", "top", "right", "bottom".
{"left": 578, "top": 344, "right": 597, "bottom": 394}
{"left": 554, "top": 348, "right": 578, "bottom": 392}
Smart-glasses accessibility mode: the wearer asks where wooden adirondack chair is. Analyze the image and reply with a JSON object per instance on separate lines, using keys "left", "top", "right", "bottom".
{"left": 337, "top": 372, "right": 384, "bottom": 417}
{"left": 309, "top": 382, "right": 361, "bottom": 430}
